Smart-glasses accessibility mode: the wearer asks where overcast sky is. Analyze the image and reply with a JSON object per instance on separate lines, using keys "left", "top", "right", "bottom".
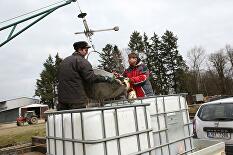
{"left": 0, "top": 0, "right": 233, "bottom": 100}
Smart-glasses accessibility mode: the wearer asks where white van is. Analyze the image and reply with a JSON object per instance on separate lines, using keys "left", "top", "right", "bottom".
{"left": 193, "top": 97, "right": 233, "bottom": 154}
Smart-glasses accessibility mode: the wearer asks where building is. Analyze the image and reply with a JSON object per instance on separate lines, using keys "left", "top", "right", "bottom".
{"left": 0, "top": 97, "right": 44, "bottom": 123}
{"left": 20, "top": 104, "right": 48, "bottom": 119}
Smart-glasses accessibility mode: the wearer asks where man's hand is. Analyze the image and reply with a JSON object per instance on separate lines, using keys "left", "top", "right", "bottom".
{"left": 105, "top": 76, "right": 115, "bottom": 83}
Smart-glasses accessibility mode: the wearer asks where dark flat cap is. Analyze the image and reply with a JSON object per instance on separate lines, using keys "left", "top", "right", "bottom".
{"left": 73, "top": 41, "right": 91, "bottom": 50}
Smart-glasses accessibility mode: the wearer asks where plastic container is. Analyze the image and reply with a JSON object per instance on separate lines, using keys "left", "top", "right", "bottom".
{"left": 46, "top": 104, "right": 154, "bottom": 155}
{"left": 110, "top": 94, "right": 194, "bottom": 155}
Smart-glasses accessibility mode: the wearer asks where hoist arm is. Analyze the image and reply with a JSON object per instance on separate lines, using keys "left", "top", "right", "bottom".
{"left": 0, "top": 0, "right": 76, "bottom": 47}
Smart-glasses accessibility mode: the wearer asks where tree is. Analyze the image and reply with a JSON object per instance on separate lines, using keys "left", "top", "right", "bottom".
{"left": 187, "top": 46, "right": 206, "bottom": 93}
{"left": 209, "top": 50, "right": 228, "bottom": 94}
{"left": 98, "top": 44, "right": 113, "bottom": 72}
{"left": 35, "top": 53, "right": 62, "bottom": 108}
{"left": 144, "top": 33, "right": 162, "bottom": 93}
{"left": 160, "top": 30, "right": 187, "bottom": 94}
{"left": 128, "top": 31, "right": 145, "bottom": 58}
{"left": 98, "top": 44, "right": 124, "bottom": 73}
{"left": 112, "top": 45, "right": 125, "bottom": 73}
{"left": 225, "top": 45, "right": 233, "bottom": 72}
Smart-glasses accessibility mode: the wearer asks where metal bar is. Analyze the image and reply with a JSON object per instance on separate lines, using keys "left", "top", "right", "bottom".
{"left": 46, "top": 129, "right": 153, "bottom": 144}
{"left": 178, "top": 95, "right": 187, "bottom": 155}
{"left": 155, "top": 96, "right": 163, "bottom": 155}
{"left": 184, "top": 122, "right": 193, "bottom": 126}
{"left": 61, "top": 114, "right": 65, "bottom": 155}
{"left": 184, "top": 95, "right": 194, "bottom": 153}
{"left": 0, "top": 0, "right": 74, "bottom": 47}
{"left": 47, "top": 115, "right": 51, "bottom": 154}
{"left": 0, "top": 9, "right": 55, "bottom": 47}
{"left": 177, "top": 148, "right": 195, "bottom": 155}
{"left": 152, "top": 128, "right": 168, "bottom": 134}
{"left": 53, "top": 115, "right": 57, "bottom": 155}
{"left": 162, "top": 96, "right": 171, "bottom": 155}
{"left": 103, "top": 94, "right": 188, "bottom": 105}
{"left": 101, "top": 110, "right": 107, "bottom": 155}
{"left": 74, "top": 27, "right": 116, "bottom": 34}
{"left": 80, "top": 112, "right": 86, "bottom": 155}
{"left": 129, "top": 135, "right": 194, "bottom": 155}
{"left": 143, "top": 105, "right": 152, "bottom": 155}
{"left": 0, "top": 0, "right": 72, "bottom": 31}
{"left": 45, "top": 103, "right": 150, "bottom": 115}
{"left": 70, "top": 113, "right": 75, "bottom": 155}
{"left": 150, "top": 108, "right": 189, "bottom": 116}
{"left": 114, "top": 108, "right": 121, "bottom": 155}
{"left": 7, "top": 25, "right": 17, "bottom": 40}
{"left": 129, "top": 147, "right": 194, "bottom": 155}
{"left": 133, "top": 107, "right": 141, "bottom": 152}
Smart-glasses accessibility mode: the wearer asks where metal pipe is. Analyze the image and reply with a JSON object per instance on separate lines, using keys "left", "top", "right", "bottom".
{"left": 74, "top": 26, "right": 119, "bottom": 34}
{"left": 47, "top": 116, "right": 51, "bottom": 154}
{"left": 45, "top": 103, "right": 150, "bottom": 115}
{"left": 0, "top": 0, "right": 72, "bottom": 31}
{"left": 0, "top": 0, "right": 74, "bottom": 47}
{"left": 150, "top": 108, "right": 189, "bottom": 116}
{"left": 162, "top": 96, "right": 171, "bottom": 155}
{"left": 101, "top": 110, "right": 107, "bottom": 155}
{"left": 103, "top": 94, "right": 188, "bottom": 105}
{"left": 129, "top": 135, "right": 194, "bottom": 155}
{"left": 7, "top": 25, "right": 17, "bottom": 40}
{"left": 0, "top": 9, "right": 55, "bottom": 47}
{"left": 46, "top": 129, "right": 152, "bottom": 144}
{"left": 70, "top": 113, "right": 75, "bottom": 155}
{"left": 53, "top": 115, "right": 57, "bottom": 155}
{"left": 155, "top": 97, "right": 164, "bottom": 155}
{"left": 114, "top": 108, "right": 121, "bottom": 155}
{"left": 133, "top": 106, "right": 141, "bottom": 152}
{"left": 61, "top": 114, "right": 65, "bottom": 155}
{"left": 80, "top": 112, "right": 86, "bottom": 155}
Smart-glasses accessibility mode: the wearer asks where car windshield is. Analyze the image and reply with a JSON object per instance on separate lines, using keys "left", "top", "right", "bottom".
{"left": 198, "top": 103, "right": 233, "bottom": 121}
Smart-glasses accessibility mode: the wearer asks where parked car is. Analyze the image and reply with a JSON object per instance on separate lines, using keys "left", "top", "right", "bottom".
{"left": 193, "top": 97, "right": 233, "bottom": 154}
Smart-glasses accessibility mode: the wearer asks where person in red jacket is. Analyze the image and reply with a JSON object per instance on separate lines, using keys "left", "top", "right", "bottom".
{"left": 123, "top": 52, "right": 154, "bottom": 98}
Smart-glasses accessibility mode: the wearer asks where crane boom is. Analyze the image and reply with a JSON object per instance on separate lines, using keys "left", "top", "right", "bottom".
{"left": 0, "top": 0, "right": 76, "bottom": 47}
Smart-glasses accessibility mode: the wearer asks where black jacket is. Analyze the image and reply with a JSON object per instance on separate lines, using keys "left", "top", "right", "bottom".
{"left": 57, "top": 52, "right": 106, "bottom": 107}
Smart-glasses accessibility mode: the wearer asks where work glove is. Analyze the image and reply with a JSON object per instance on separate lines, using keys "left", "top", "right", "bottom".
{"left": 104, "top": 76, "right": 115, "bottom": 83}
{"left": 128, "top": 89, "right": 137, "bottom": 99}
{"left": 122, "top": 78, "right": 131, "bottom": 90}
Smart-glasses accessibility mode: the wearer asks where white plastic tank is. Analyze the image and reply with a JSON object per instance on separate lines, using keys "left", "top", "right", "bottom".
{"left": 134, "top": 95, "right": 194, "bottom": 155}
{"left": 46, "top": 104, "right": 154, "bottom": 155}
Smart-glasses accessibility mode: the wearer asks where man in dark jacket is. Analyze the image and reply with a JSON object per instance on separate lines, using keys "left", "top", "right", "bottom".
{"left": 57, "top": 41, "right": 113, "bottom": 110}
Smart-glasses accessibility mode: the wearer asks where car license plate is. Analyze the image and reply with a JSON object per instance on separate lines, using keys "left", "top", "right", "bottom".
{"left": 207, "top": 131, "right": 231, "bottom": 139}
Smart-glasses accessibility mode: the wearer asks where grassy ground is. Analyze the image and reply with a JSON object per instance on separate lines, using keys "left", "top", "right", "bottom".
{"left": 0, "top": 123, "right": 46, "bottom": 148}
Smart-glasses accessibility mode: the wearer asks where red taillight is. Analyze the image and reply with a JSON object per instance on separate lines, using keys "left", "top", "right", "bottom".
{"left": 193, "top": 119, "right": 197, "bottom": 138}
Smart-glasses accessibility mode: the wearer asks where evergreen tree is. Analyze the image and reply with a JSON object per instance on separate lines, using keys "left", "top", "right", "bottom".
{"left": 35, "top": 54, "right": 63, "bottom": 108}
{"left": 150, "top": 33, "right": 168, "bottom": 94}
{"left": 160, "top": 30, "right": 187, "bottom": 93}
{"left": 98, "top": 44, "right": 124, "bottom": 73}
{"left": 128, "top": 31, "right": 144, "bottom": 55}
{"left": 143, "top": 33, "right": 151, "bottom": 65}
{"left": 98, "top": 44, "right": 113, "bottom": 72}
{"left": 143, "top": 33, "right": 159, "bottom": 93}
{"left": 112, "top": 45, "right": 125, "bottom": 73}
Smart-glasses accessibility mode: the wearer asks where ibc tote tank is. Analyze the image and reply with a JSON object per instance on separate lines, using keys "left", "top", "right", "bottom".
{"left": 46, "top": 103, "right": 154, "bottom": 155}
{"left": 133, "top": 95, "right": 194, "bottom": 155}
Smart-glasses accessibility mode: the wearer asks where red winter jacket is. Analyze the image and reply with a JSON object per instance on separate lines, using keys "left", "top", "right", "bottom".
{"left": 123, "top": 62, "right": 154, "bottom": 97}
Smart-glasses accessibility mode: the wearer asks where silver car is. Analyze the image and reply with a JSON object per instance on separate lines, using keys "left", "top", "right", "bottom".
{"left": 193, "top": 97, "right": 233, "bottom": 154}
